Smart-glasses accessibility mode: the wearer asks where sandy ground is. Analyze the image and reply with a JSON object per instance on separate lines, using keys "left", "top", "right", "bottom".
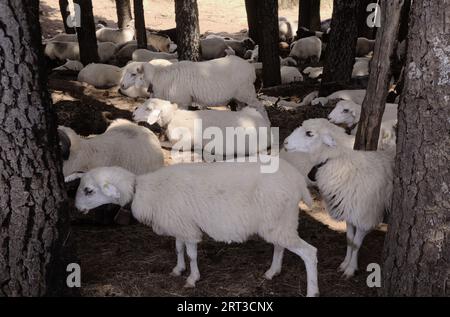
{"left": 40, "top": 0, "right": 333, "bottom": 38}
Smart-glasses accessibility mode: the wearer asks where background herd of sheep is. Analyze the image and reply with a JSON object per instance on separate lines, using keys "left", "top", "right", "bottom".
{"left": 46, "top": 13, "right": 403, "bottom": 297}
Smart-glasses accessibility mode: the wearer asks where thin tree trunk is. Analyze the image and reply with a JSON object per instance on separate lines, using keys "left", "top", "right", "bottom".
{"left": 134, "top": 0, "right": 147, "bottom": 49}
{"left": 298, "top": 0, "right": 321, "bottom": 32}
{"left": 381, "top": 0, "right": 450, "bottom": 296}
{"left": 353, "top": 0, "right": 404, "bottom": 151}
{"left": 257, "top": 0, "right": 281, "bottom": 87}
{"left": 245, "top": 0, "right": 260, "bottom": 44}
{"left": 319, "top": 0, "right": 359, "bottom": 96}
{"left": 0, "top": 0, "right": 72, "bottom": 296}
{"left": 59, "top": 0, "right": 75, "bottom": 34}
{"left": 115, "top": 0, "right": 133, "bottom": 29}
{"left": 175, "top": 0, "right": 200, "bottom": 61}
{"left": 73, "top": 0, "right": 99, "bottom": 65}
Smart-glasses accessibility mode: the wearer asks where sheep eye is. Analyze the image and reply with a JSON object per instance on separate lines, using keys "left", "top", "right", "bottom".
{"left": 343, "top": 109, "right": 349, "bottom": 113}
{"left": 84, "top": 187, "right": 94, "bottom": 196}
{"left": 306, "top": 131, "right": 313, "bottom": 137}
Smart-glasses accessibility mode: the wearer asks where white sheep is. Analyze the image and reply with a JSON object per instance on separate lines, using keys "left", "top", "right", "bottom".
{"left": 132, "top": 98, "right": 271, "bottom": 157}
{"left": 352, "top": 57, "right": 371, "bottom": 78}
{"left": 120, "top": 55, "right": 267, "bottom": 117}
{"left": 289, "top": 36, "right": 322, "bottom": 63}
{"left": 58, "top": 119, "right": 164, "bottom": 177}
{"left": 146, "top": 31, "right": 172, "bottom": 52}
{"left": 356, "top": 37, "right": 375, "bottom": 57}
{"left": 303, "top": 67, "right": 323, "bottom": 79}
{"left": 72, "top": 161, "right": 319, "bottom": 296}
{"left": 311, "top": 89, "right": 367, "bottom": 107}
{"left": 44, "top": 42, "right": 117, "bottom": 63}
{"left": 279, "top": 17, "right": 297, "bottom": 42}
{"left": 200, "top": 37, "right": 237, "bottom": 60}
{"left": 46, "top": 33, "right": 78, "bottom": 42}
{"left": 281, "top": 66, "right": 304, "bottom": 84}
{"left": 77, "top": 63, "right": 123, "bottom": 88}
{"left": 52, "top": 59, "right": 84, "bottom": 72}
{"left": 96, "top": 24, "right": 135, "bottom": 45}
{"left": 283, "top": 119, "right": 394, "bottom": 278}
{"left": 132, "top": 49, "right": 178, "bottom": 62}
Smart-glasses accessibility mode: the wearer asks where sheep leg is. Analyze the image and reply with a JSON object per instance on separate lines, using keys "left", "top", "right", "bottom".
{"left": 184, "top": 242, "right": 200, "bottom": 288}
{"left": 264, "top": 244, "right": 285, "bottom": 280}
{"left": 338, "top": 222, "right": 355, "bottom": 272}
{"left": 171, "top": 239, "right": 186, "bottom": 277}
{"left": 287, "top": 239, "right": 319, "bottom": 297}
{"left": 342, "top": 228, "right": 370, "bottom": 279}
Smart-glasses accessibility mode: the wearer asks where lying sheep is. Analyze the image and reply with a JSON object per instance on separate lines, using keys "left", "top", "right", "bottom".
{"left": 303, "top": 66, "right": 323, "bottom": 79}
{"left": 356, "top": 37, "right": 375, "bottom": 57}
{"left": 121, "top": 55, "right": 267, "bottom": 118}
{"left": 132, "top": 98, "right": 271, "bottom": 157}
{"left": 46, "top": 33, "right": 78, "bottom": 42}
{"left": 44, "top": 41, "right": 117, "bottom": 63}
{"left": 146, "top": 31, "right": 172, "bottom": 52}
{"left": 72, "top": 161, "right": 319, "bottom": 296}
{"left": 77, "top": 63, "right": 123, "bottom": 88}
{"left": 132, "top": 49, "right": 178, "bottom": 62}
{"left": 96, "top": 24, "right": 135, "bottom": 45}
{"left": 289, "top": 36, "right": 322, "bottom": 63}
{"left": 224, "top": 38, "right": 255, "bottom": 58}
{"left": 53, "top": 59, "right": 84, "bottom": 72}
{"left": 311, "top": 89, "right": 367, "bottom": 107}
{"left": 281, "top": 66, "right": 303, "bottom": 84}
{"left": 284, "top": 118, "right": 394, "bottom": 278}
{"left": 200, "top": 37, "right": 236, "bottom": 60}
{"left": 58, "top": 119, "right": 164, "bottom": 177}
{"left": 296, "top": 27, "right": 326, "bottom": 41}
{"left": 352, "top": 57, "right": 371, "bottom": 78}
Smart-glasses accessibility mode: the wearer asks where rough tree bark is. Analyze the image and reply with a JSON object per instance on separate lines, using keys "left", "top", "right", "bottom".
{"left": 0, "top": 0, "right": 72, "bottom": 296}
{"left": 257, "top": 0, "right": 281, "bottom": 87}
{"left": 115, "top": 0, "right": 133, "bottom": 29}
{"left": 58, "top": 0, "right": 75, "bottom": 34}
{"left": 380, "top": 0, "right": 450, "bottom": 296}
{"left": 319, "top": 0, "right": 359, "bottom": 96}
{"left": 354, "top": 0, "right": 404, "bottom": 151}
{"left": 133, "top": 0, "right": 148, "bottom": 49}
{"left": 245, "top": 0, "right": 260, "bottom": 44}
{"left": 298, "top": 0, "right": 321, "bottom": 32}
{"left": 175, "top": 0, "right": 200, "bottom": 61}
{"left": 73, "top": 0, "right": 99, "bottom": 65}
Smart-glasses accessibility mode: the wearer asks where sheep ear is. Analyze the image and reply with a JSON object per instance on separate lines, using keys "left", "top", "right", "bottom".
{"left": 147, "top": 109, "right": 162, "bottom": 125}
{"left": 64, "top": 172, "right": 84, "bottom": 183}
{"left": 58, "top": 129, "right": 71, "bottom": 160}
{"left": 322, "top": 134, "right": 336, "bottom": 147}
{"left": 101, "top": 182, "right": 120, "bottom": 199}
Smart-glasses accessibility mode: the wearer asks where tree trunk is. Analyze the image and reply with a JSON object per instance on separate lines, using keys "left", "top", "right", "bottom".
{"left": 175, "top": 0, "right": 200, "bottom": 61}
{"left": 0, "top": 0, "right": 72, "bottom": 296}
{"left": 245, "top": 0, "right": 260, "bottom": 44}
{"left": 257, "top": 0, "right": 281, "bottom": 87}
{"left": 133, "top": 0, "right": 147, "bottom": 49}
{"left": 298, "top": 0, "right": 321, "bottom": 32}
{"left": 59, "top": 0, "right": 75, "bottom": 34}
{"left": 353, "top": 0, "right": 404, "bottom": 151}
{"left": 357, "top": 0, "right": 376, "bottom": 39}
{"left": 381, "top": 0, "right": 450, "bottom": 297}
{"left": 73, "top": 0, "right": 99, "bottom": 65}
{"left": 319, "top": 0, "right": 359, "bottom": 96}
{"left": 115, "top": 0, "right": 132, "bottom": 29}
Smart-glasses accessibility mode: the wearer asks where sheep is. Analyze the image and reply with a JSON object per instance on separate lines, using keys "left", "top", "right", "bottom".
{"left": 52, "top": 59, "right": 84, "bottom": 72}
{"left": 278, "top": 17, "right": 297, "bottom": 42}
{"left": 296, "top": 27, "right": 325, "bottom": 41}
{"left": 77, "top": 63, "right": 123, "bottom": 88}
{"left": 289, "top": 36, "right": 322, "bottom": 63}
{"left": 281, "top": 66, "right": 303, "bottom": 84}
{"left": 303, "top": 66, "right": 323, "bottom": 79}
{"left": 200, "top": 37, "right": 236, "bottom": 60}
{"left": 96, "top": 24, "right": 135, "bottom": 45}
{"left": 311, "top": 89, "right": 367, "bottom": 107}
{"left": 132, "top": 49, "right": 178, "bottom": 62}
{"left": 356, "top": 37, "right": 375, "bottom": 57}
{"left": 352, "top": 57, "right": 371, "bottom": 78}
{"left": 58, "top": 119, "right": 164, "bottom": 177}
{"left": 224, "top": 38, "right": 255, "bottom": 58}
{"left": 283, "top": 118, "right": 394, "bottom": 278}
{"left": 132, "top": 98, "right": 271, "bottom": 157}
{"left": 72, "top": 161, "right": 319, "bottom": 296}
{"left": 120, "top": 55, "right": 267, "bottom": 118}
{"left": 280, "top": 56, "right": 298, "bottom": 67}
{"left": 46, "top": 33, "right": 78, "bottom": 42}
{"left": 146, "top": 31, "right": 172, "bottom": 52}
{"left": 44, "top": 41, "right": 117, "bottom": 63}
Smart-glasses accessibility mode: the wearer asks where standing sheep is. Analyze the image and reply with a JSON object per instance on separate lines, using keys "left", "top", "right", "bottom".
{"left": 283, "top": 119, "right": 394, "bottom": 278}
{"left": 72, "top": 161, "right": 319, "bottom": 296}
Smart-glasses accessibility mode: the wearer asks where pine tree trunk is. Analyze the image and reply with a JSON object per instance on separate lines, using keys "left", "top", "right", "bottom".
{"left": 134, "top": 0, "right": 147, "bottom": 49}
{"left": 175, "top": 0, "right": 200, "bottom": 61}
{"left": 257, "top": 0, "right": 281, "bottom": 87}
{"left": 319, "top": 0, "right": 359, "bottom": 96}
{"left": 115, "top": 0, "right": 132, "bottom": 29}
{"left": 73, "top": 0, "right": 99, "bottom": 65}
{"left": 0, "top": 0, "right": 72, "bottom": 296}
{"left": 298, "top": 0, "right": 321, "bottom": 32}
{"left": 381, "top": 0, "right": 450, "bottom": 297}
{"left": 353, "top": 0, "right": 404, "bottom": 151}
{"left": 59, "top": 0, "right": 75, "bottom": 34}
{"left": 245, "top": 0, "right": 260, "bottom": 44}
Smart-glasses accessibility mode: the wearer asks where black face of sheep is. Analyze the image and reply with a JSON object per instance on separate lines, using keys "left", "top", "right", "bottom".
{"left": 243, "top": 38, "right": 256, "bottom": 51}
{"left": 58, "top": 129, "right": 71, "bottom": 161}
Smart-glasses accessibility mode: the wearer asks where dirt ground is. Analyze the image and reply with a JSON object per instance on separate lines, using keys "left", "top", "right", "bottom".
{"left": 40, "top": 1, "right": 384, "bottom": 297}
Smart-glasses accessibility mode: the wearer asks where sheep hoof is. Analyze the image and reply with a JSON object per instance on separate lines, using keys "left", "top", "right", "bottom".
{"left": 184, "top": 281, "right": 196, "bottom": 288}
{"left": 171, "top": 267, "right": 184, "bottom": 277}
{"left": 342, "top": 268, "right": 356, "bottom": 279}
{"left": 337, "top": 262, "right": 348, "bottom": 272}
{"left": 263, "top": 270, "right": 280, "bottom": 280}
